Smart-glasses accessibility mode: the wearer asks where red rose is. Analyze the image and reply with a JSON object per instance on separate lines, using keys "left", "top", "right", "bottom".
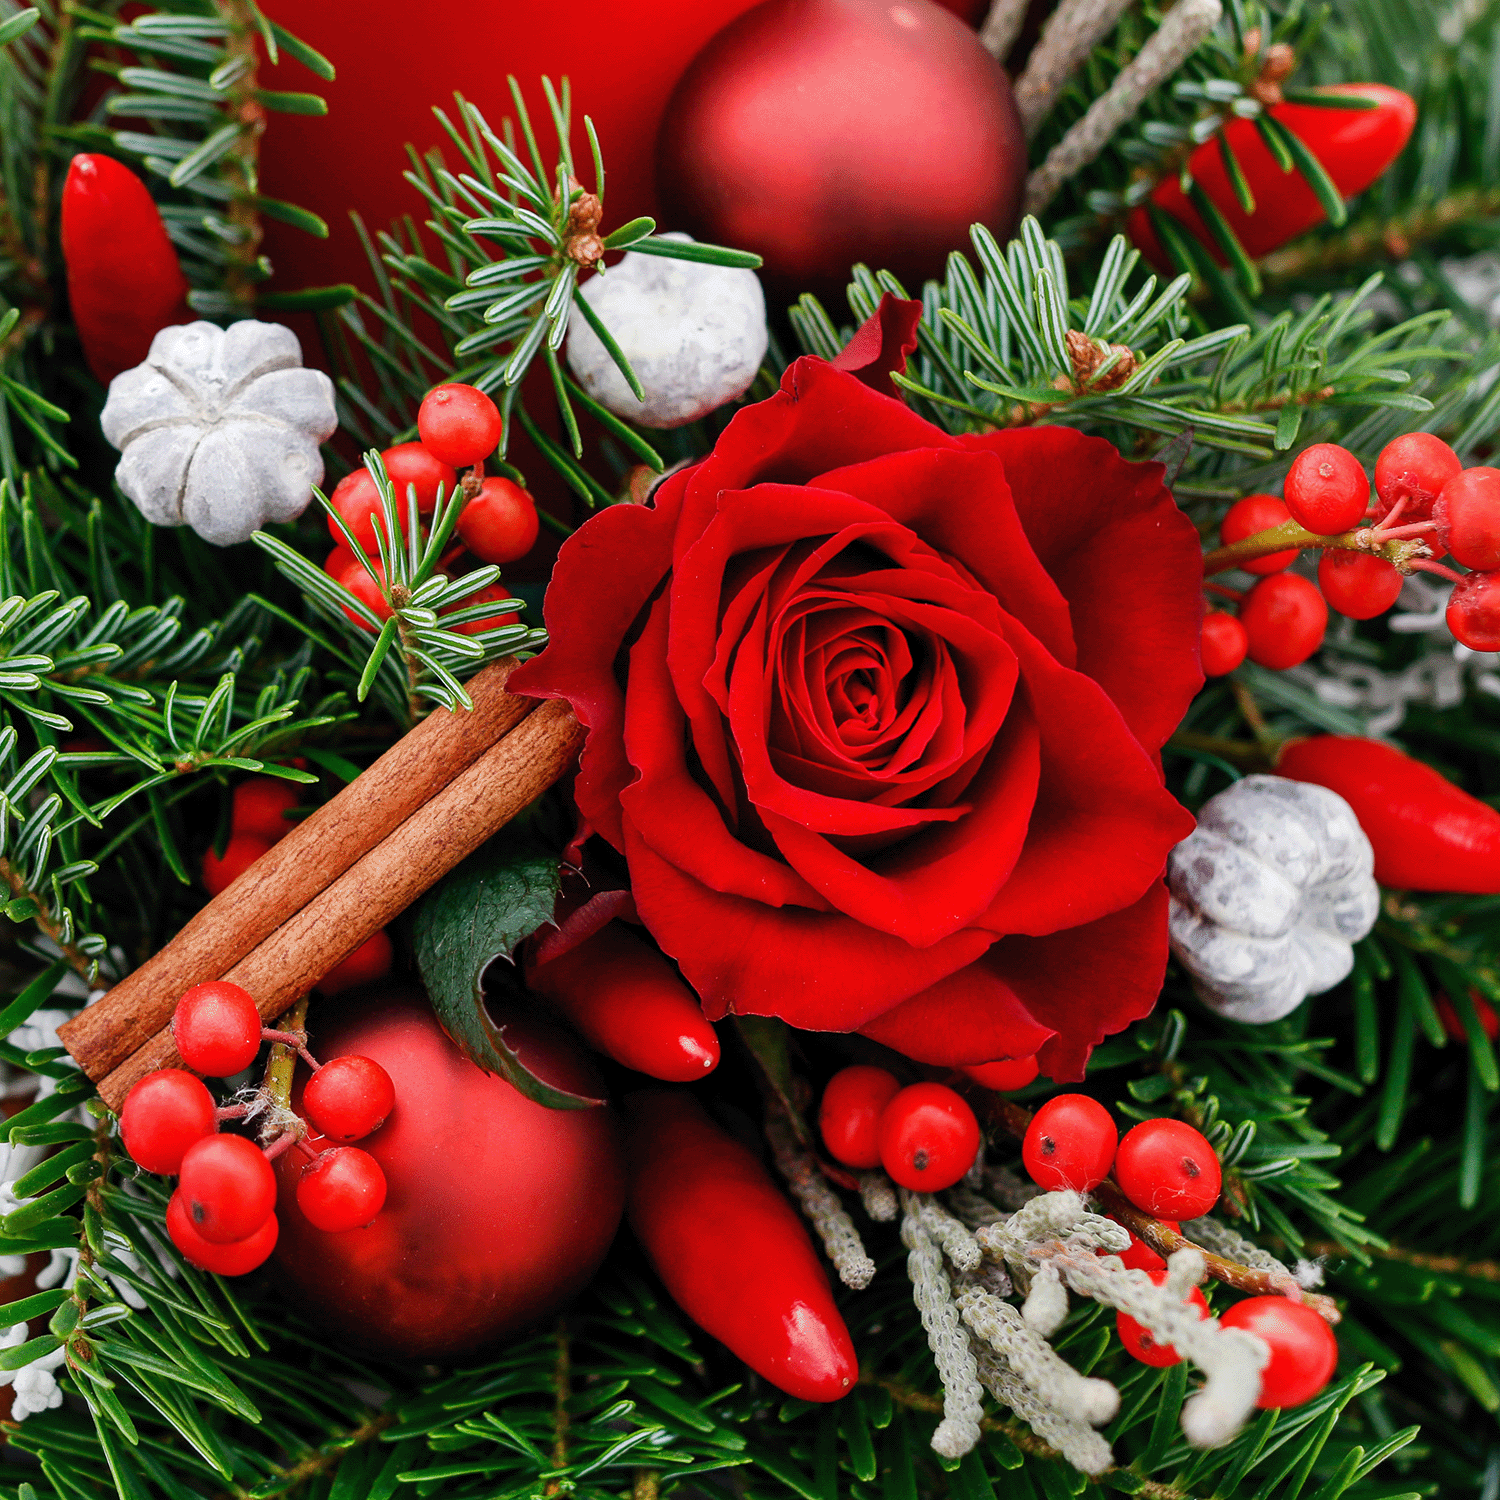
{"left": 513, "top": 310, "right": 1202, "bottom": 1079}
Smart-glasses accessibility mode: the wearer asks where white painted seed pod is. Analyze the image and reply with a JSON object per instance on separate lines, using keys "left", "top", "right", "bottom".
{"left": 101, "top": 320, "right": 337, "bottom": 547}
{"left": 1167, "top": 774, "right": 1379, "bottom": 1023}
{"left": 565, "top": 233, "right": 768, "bottom": 429}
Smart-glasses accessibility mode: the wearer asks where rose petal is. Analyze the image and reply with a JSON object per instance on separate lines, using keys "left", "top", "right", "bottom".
{"left": 829, "top": 293, "right": 924, "bottom": 399}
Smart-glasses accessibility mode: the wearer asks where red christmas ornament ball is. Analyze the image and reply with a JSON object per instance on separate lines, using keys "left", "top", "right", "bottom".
{"left": 272, "top": 986, "right": 625, "bottom": 1361}
{"left": 656, "top": 0, "right": 1025, "bottom": 304}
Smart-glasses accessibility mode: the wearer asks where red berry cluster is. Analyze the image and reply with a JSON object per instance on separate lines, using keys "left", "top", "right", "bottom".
{"left": 117, "top": 982, "right": 397, "bottom": 1275}
{"left": 818, "top": 1067, "right": 981, "bottom": 1193}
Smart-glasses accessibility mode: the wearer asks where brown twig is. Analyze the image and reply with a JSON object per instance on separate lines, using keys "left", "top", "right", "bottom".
{"left": 545, "top": 1319, "right": 571, "bottom": 1495}
{"left": 216, "top": 0, "right": 267, "bottom": 313}
{"left": 258, "top": 995, "right": 308, "bottom": 1148}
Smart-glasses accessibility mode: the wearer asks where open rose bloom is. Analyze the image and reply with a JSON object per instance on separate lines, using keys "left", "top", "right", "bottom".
{"left": 514, "top": 305, "right": 1203, "bottom": 1079}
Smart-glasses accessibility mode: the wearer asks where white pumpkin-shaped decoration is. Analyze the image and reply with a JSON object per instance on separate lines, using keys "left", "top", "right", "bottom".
{"left": 1167, "top": 775, "right": 1379, "bottom": 1023}
{"left": 101, "top": 320, "right": 337, "bottom": 547}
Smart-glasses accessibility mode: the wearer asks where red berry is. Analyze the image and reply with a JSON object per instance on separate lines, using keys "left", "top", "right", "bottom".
{"left": 818, "top": 1065, "right": 902, "bottom": 1169}
{"left": 1218, "top": 1296, "right": 1338, "bottom": 1408}
{"left": 327, "top": 468, "right": 404, "bottom": 553}
{"left": 1201, "top": 611, "right": 1248, "bottom": 677}
{"left": 448, "top": 582, "right": 519, "bottom": 637}
{"left": 172, "top": 981, "right": 262, "bottom": 1077}
{"left": 231, "top": 776, "right": 299, "bottom": 844}
{"left": 324, "top": 545, "right": 357, "bottom": 578}
{"left": 336, "top": 559, "right": 393, "bottom": 631}
{"left": 316, "top": 930, "right": 394, "bottom": 996}
{"left": 296, "top": 1145, "right": 387, "bottom": 1231}
{"left": 1022, "top": 1094, "right": 1117, "bottom": 1193}
{"left": 1116, "top": 1269, "right": 1210, "bottom": 1367}
{"left": 382, "top": 441, "right": 457, "bottom": 515}
{"left": 1114, "top": 1118, "right": 1222, "bottom": 1220}
{"left": 178, "top": 1133, "right": 277, "bottom": 1244}
{"left": 202, "top": 833, "right": 272, "bottom": 897}
{"left": 1240, "top": 573, "right": 1327, "bottom": 670}
{"left": 1100, "top": 1217, "right": 1181, "bottom": 1274}
{"left": 1435, "top": 990, "right": 1500, "bottom": 1043}
{"left": 1446, "top": 569, "right": 1500, "bottom": 651}
{"left": 119, "top": 1070, "right": 216, "bottom": 1174}
{"left": 961, "top": 1056, "right": 1039, "bottom": 1091}
{"left": 1374, "top": 432, "right": 1461, "bottom": 524}
{"left": 418, "top": 384, "right": 504, "bottom": 469}
{"left": 167, "top": 1190, "right": 278, "bottom": 1276}
{"left": 1221, "top": 495, "right": 1299, "bottom": 575}
{"left": 457, "top": 477, "right": 540, "bottom": 565}
{"left": 1316, "top": 550, "right": 1403, "bottom": 620}
{"left": 303, "top": 1055, "right": 396, "bottom": 1143}
{"left": 1435, "top": 468, "right": 1500, "bottom": 572}
{"left": 877, "top": 1082, "right": 981, "bottom": 1192}
{"left": 1284, "top": 445, "right": 1369, "bottom": 536}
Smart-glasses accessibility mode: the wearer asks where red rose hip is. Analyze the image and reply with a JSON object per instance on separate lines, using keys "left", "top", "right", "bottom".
{"left": 172, "top": 981, "right": 262, "bottom": 1077}
{"left": 1022, "top": 1094, "right": 1117, "bottom": 1192}
{"left": 1446, "top": 569, "right": 1500, "bottom": 651}
{"left": 1374, "top": 431, "right": 1461, "bottom": 524}
{"left": 877, "top": 1083, "right": 980, "bottom": 1192}
{"left": 1434, "top": 468, "right": 1500, "bottom": 572}
{"left": 1218, "top": 1296, "right": 1338, "bottom": 1407}
{"left": 818, "top": 1065, "right": 902, "bottom": 1169}
{"left": 1240, "top": 573, "right": 1327, "bottom": 670}
{"left": 418, "top": 383, "right": 504, "bottom": 469}
{"left": 1116, "top": 1269, "right": 1210, "bottom": 1366}
{"left": 167, "top": 1191, "right": 278, "bottom": 1276}
{"left": 1316, "top": 550, "right": 1402, "bottom": 620}
{"left": 1201, "top": 611, "right": 1248, "bottom": 677}
{"left": 1114, "top": 1118, "right": 1222, "bottom": 1219}
{"left": 119, "top": 1069, "right": 216, "bottom": 1174}
{"left": 1284, "top": 444, "right": 1369, "bottom": 535}
{"left": 296, "top": 1146, "right": 387, "bottom": 1231}
{"left": 303, "top": 1055, "right": 396, "bottom": 1142}
{"left": 961, "top": 1056, "right": 1039, "bottom": 1092}
{"left": 457, "top": 476, "right": 540, "bottom": 565}
{"left": 1220, "top": 494, "right": 1299, "bottom": 575}
{"left": 178, "top": 1133, "right": 277, "bottom": 1244}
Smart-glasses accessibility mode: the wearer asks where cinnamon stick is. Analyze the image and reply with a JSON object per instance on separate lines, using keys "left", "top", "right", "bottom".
{"left": 61, "top": 659, "right": 534, "bottom": 1082}
{"left": 95, "top": 698, "right": 585, "bottom": 1110}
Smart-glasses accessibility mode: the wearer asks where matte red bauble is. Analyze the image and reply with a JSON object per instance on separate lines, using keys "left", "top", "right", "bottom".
{"left": 273, "top": 987, "right": 624, "bottom": 1361}
{"left": 656, "top": 0, "right": 1025, "bottom": 305}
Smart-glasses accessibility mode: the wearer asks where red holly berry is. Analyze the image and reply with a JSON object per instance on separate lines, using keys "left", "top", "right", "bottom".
{"left": 1220, "top": 495, "right": 1299, "bottom": 575}
{"left": 457, "top": 477, "right": 540, "bottom": 565}
{"left": 1284, "top": 445, "right": 1369, "bottom": 536}
{"left": 1316, "top": 550, "right": 1403, "bottom": 620}
{"left": 876, "top": 1082, "right": 981, "bottom": 1192}
{"left": 1114, "top": 1118, "right": 1222, "bottom": 1220}
{"left": 1435, "top": 990, "right": 1500, "bottom": 1044}
{"left": 296, "top": 1145, "right": 388, "bottom": 1232}
{"left": 1240, "top": 573, "right": 1327, "bottom": 670}
{"left": 167, "top": 1190, "right": 278, "bottom": 1276}
{"left": 383, "top": 441, "right": 458, "bottom": 516}
{"left": 303, "top": 1055, "right": 396, "bottom": 1143}
{"left": 1374, "top": 432, "right": 1461, "bottom": 524}
{"left": 418, "top": 383, "right": 504, "bottom": 469}
{"left": 1022, "top": 1094, "right": 1117, "bottom": 1193}
{"left": 231, "top": 777, "right": 300, "bottom": 844}
{"left": 818, "top": 1065, "right": 902, "bottom": 1169}
{"left": 448, "top": 583, "right": 519, "bottom": 637}
{"left": 324, "top": 545, "right": 357, "bottom": 578}
{"left": 1218, "top": 1296, "right": 1339, "bottom": 1408}
{"left": 327, "top": 468, "right": 403, "bottom": 553}
{"left": 315, "top": 930, "right": 394, "bottom": 996}
{"left": 1435, "top": 468, "right": 1500, "bottom": 572}
{"left": 119, "top": 1069, "right": 216, "bottom": 1174}
{"left": 336, "top": 559, "right": 393, "bottom": 630}
{"left": 1116, "top": 1269, "right": 1210, "bottom": 1367}
{"left": 172, "top": 981, "right": 262, "bottom": 1078}
{"left": 1446, "top": 569, "right": 1500, "bottom": 651}
{"left": 1201, "top": 611, "right": 1248, "bottom": 677}
{"left": 961, "top": 1056, "right": 1039, "bottom": 1091}
{"left": 1101, "top": 1218, "right": 1181, "bottom": 1275}
{"left": 178, "top": 1134, "right": 277, "bottom": 1244}
{"left": 202, "top": 833, "right": 272, "bottom": 898}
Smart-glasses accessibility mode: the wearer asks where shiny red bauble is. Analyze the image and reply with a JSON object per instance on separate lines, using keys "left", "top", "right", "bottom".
{"left": 1435, "top": 468, "right": 1500, "bottom": 572}
{"left": 202, "top": 833, "right": 272, "bottom": 897}
{"left": 1220, "top": 494, "right": 1298, "bottom": 575}
{"left": 657, "top": 0, "right": 1024, "bottom": 303}
{"left": 119, "top": 1070, "right": 216, "bottom": 1174}
{"left": 179, "top": 1134, "right": 278, "bottom": 1244}
{"left": 1374, "top": 432, "right": 1460, "bottom": 525}
{"left": 1241, "top": 573, "right": 1328, "bottom": 670}
{"left": 167, "top": 1192, "right": 279, "bottom": 1276}
{"left": 1116, "top": 1270, "right": 1210, "bottom": 1367}
{"left": 818, "top": 1065, "right": 901, "bottom": 1169}
{"left": 1219, "top": 1296, "right": 1339, "bottom": 1408}
{"left": 1114, "top": 1119, "right": 1222, "bottom": 1220}
{"left": 1317, "top": 550, "right": 1403, "bottom": 620}
{"left": 877, "top": 1082, "right": 980, "bottom": 1191}
{"left": 303, "top": 1055, "right": 396, "bottom": 1143}
{"left": 272, "top": 987, "right": 625, "bottom": 1360}
{"left": 172, "top": 981, "right": 263, "bottom": 1078}
{"left": 1447, "top": 569, "right": 1500, "bottom": 651}
{"left": 1201, "top": 612, "right": 1248, "bottom": 677}
{"left": 457, "top": 478, "right": 541, "bottom": 565}
{"left": 316, "top": 930, "right": 395, "bottom": 996}
{"left": 1022, "top": 1094, "right": 1116, "bottom": 1192}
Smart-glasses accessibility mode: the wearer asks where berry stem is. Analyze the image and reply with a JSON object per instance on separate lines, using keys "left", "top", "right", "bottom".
{"left": 1202, "top": 515, "right": 1435, "bottom": 576}
{"left": 1204, "top": 580, "right": 1245, "bottom": 603}
{"left": 258, "top": 995, "right": 310, "bottom": 1148}
{"left": 1409, "top": 558, "right": 1465, "bottom": 583}
{"left": 214, "top": 1103, "right": 250, "bottom": 1121}
{"left": 262, "top": 1130, "right": 299, "bottom": 1162}
{"left": 261, "top": 1027, "right": 321, "bottom": 1072}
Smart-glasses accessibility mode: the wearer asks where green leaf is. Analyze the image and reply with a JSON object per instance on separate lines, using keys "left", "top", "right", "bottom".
{"left": 0, "top": 8, "right": 40, "bottom": 46}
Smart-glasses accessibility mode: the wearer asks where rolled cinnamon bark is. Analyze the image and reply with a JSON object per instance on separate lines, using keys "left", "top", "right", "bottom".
{"left": 62, "top": 659, "right": 534, "bottom": 1082}
{"left": 95, "top": 698, "right": 585, "bottom": 1110}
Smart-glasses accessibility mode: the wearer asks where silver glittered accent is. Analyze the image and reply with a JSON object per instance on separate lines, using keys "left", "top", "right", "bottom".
{"left": 766, "top": 1114, "right": 875, "bottom": 1290}
{"left": 858, "top": 1171, "right": 899, "bottom": 1222}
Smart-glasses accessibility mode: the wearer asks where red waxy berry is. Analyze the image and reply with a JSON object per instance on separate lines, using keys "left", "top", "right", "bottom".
{"left": 231, "top": 777, "right": 299, "bottom": 844}
{"left": 296, "top": 1146, "right": 387, "bottom": 1232}
{"left": 327, "top": 468, "right": 404, "bottom": 553}
{"left": 323, "top": 545, "right": 357, "bottom": 578}
{"left": 119, "top": 1070, "right": 216, "bottom": 1174}
{"left": 1435, "top": 990, "right": 1500, "bottom": 1044}
{"left": 1022, "top": 1094, "right": 1117, "bottom": 1193}
{"left": 178, "top": 1134, "right": 277, "bottom": 1244}
{"left": 172, "top": 981, "right": 262, "bottom": 1078}
{"left": 1285, "top": 445, "right": 1369, "bottom": 536}
{"left": 337, "top": 559, "right": 393, "bottom": 631}
{"left": 1435, "top": 468, "right": 1500, "bottom": 572}
{"left": 1374, "top": 431, "right": 1462, "bottom": 524}
{"left": 303, "top": 1055, "right": 397, "bottom": 1143}
{"left": 1201, "top": 611, "right": 1248, "bottom": 677}
{"left": 1241, "top": 573, "right": 1327, "bottom": 670}
{"left": 1221, "top": 495, "right": 1299, "bottom": 575}
{"left": 457, "top": 476, "right": 540, "bottom": 566}
{"left": 202, "top": 833, "right": 271, "bottom": 897}
{"left": 1446, "top": 569, "right": 1500, "bottom": 651}
{"left": 316, "top": 930, "right": 394, "bottom": 996}
{"left": 818, "top": 1065, "right": 902, "bottom": 1169}
{"left": 877, "top": 1082, "right": 981, "bottom": 1192}
{"left": 961, "top": 1056, "right": 1039, "bottom": 1092}
{"left": 1114, "top": 1118, "right": 1222, "bottom": 1220}
{"left": 1116, "top": 1269, "right": 1210, "bottom": 1367}
{"left": 382, "top": 441, "right": 457, "bottom": 516}
{"left": 167, "top": 1190, "right": 278, "bottom": 1276}
{"left": 448, "top": 582, "right": 518, "bottom": 637}
{"left": 1218, "top": 1296, "right": 1339, "bottom": 1408}
{"left": 418, "top": 383, "right": 504, "bottom": 469}
{"left": 1316, "top": 550, "right": 1403, "bottom": 620}
{"left": 1100, "top": 1217, "right": 1181, "bottom": 1274}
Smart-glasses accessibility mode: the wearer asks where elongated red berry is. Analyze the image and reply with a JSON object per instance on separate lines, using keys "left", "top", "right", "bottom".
{"left": 1114, "top": 1119, "right": 1222, "bottom": 1220}
{"left": 1220, "top": 495, "right": 1298, "bottom": 575}
{"left": 1374, "top": 432, "right": 1461, "bottom": 524}
{"left": 172, "top": 981, "right": 262, "bottom": 1077}
{"left": 202, "top": 833, "right": 271, "bottom": 897}
{"left": 819, "top": 1066, "right": 902, "bottom": 1169}
{"left": 119, "top": 1070, "right": 216, "bottom": 1174}
{"left": 167, "top": 1191, "right": 278, "bottom": 1276}
{"left": 877, "top": 1083, "right": 980, "bottom": 1192}
{"left": 1446, "top": 569, "right": 1500, "bottom": 651}
{"left": 1316, "top": 550, "right": 1402, "bottom": 620}
{"left": 382, "top": 441, "right": 457, "bottom": 515}
{"left": 178, "top": 1134, "right": 277, "bottom": 1244}
{"left": 1285, "top": 445, "right": 1368, "bottom": 535}
{"left": 231, "top": 777, "right": 299, "bottom": 844}
{"left": 1022, "top": 1094, "right": 1116, "bottom": 1193}
{"left": 961, "top": 1056, "right": 1039, "bottom": 1091}
{"left": 1201, "top": 612, "right": 1248, "bottom": 676}
{"left": 1218, "top": 1297, "right": 1338, "bottom": 1407}
{"left": 1435, "top": 468, "right": 1500, "bottom": 571}
{"left": 457, "top": 477, "right": 539, "bottom": 565}
{"left": 1240, "top": 573, "right": 1327, "bottom": 669}
{"left": 303, "top": 1055, "right": 396, "bottom": 1143}
{"left": 418, "top": 383, "right": 504, "bottom": 469}
{"left": 1116, "top": 1269, "right": 1210, "bottom": 1367}
{"left": 296, "top": 1146, "right": 387, "bottom": 1231}
{"left": 315, "top": 930, "right": 394, "bottom": 996}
